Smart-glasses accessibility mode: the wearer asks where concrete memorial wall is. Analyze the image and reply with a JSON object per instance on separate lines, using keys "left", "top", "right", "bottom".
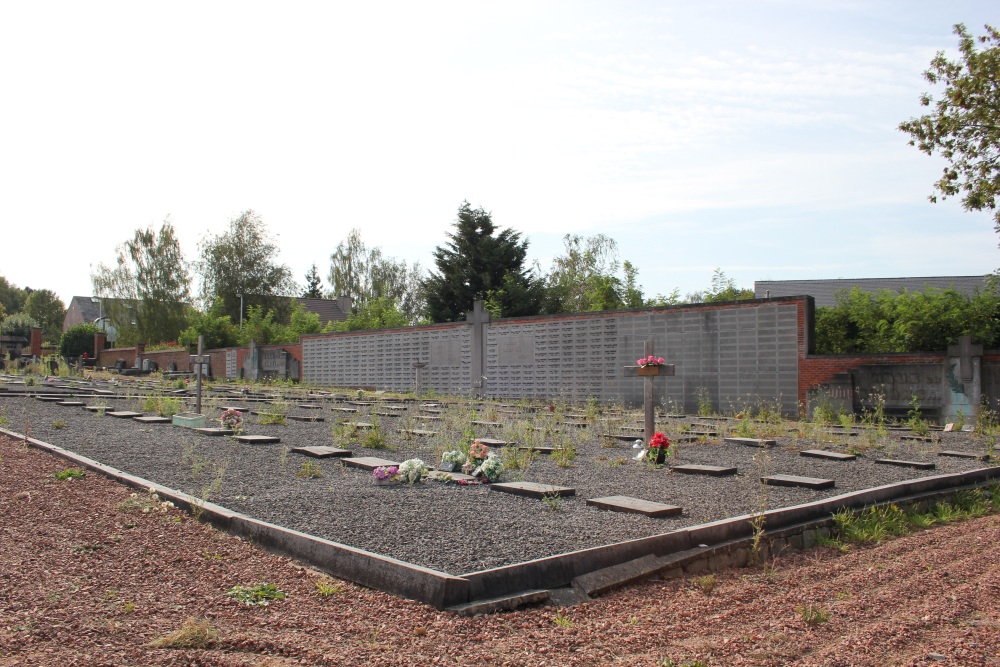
{"left": 302, "top": 298, "right": 803, "bottom": 413}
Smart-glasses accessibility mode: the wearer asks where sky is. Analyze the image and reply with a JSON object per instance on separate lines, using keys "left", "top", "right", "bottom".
{"left": 1, "top": 1, "right": 998, "bottom": 310}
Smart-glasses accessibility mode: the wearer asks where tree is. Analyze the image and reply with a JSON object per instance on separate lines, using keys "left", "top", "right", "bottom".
{"left": 543, "top": 234, "right": 647, "bottom": 313}
{"left": 198, "top": 210, "right": 297, "bottom": 324}
{"left": 0, "top": 276, "right": 28, "bottom": 316}
{"left": 91, "top": 221, "right": 191, "bottom": 345}
{"left": 686, "top": 269, "right": 754, "bottom": 303}
{"left": 177, "top": 302, "right": 240, "bottom": 350}
{"left": 59, "top": 323, "right": 99, "bottom": 358}
{"left": 22, "top": 289, "right": 65, "bottom": 342}
{"left": 899, "top": 24, "right": 1000, "bottom": 236}
{"left": 423, "top": 202, "right": 543, "bottom": 322}
{"left": 326, "top": 229, "right": 424, "bottom": 323}
{"left": 334, "top": 296, "right": 411, "bottom": 331}
{"left": 0, "top": 313, "right": 39, "bottom": 338}
{"left": 303, "top": 263, "right": 324, "bottom": 298}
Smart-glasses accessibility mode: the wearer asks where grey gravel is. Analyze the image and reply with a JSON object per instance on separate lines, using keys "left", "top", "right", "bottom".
{"left": 1, "top": 382, "right": 993, "bottom": 575}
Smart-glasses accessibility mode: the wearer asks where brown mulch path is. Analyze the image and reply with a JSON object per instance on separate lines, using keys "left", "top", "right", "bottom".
{"left": 1, "top": 435, "right": 998, "bottom": 667}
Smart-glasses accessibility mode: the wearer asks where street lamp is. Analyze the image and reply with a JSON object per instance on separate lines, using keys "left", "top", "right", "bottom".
{"left": 237, "top": 293, "right": 244, "bottom": 329}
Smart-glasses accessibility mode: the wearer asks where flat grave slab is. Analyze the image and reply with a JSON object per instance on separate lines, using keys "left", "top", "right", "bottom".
{"left": 331, "top": 407, "right": 358, "bottom": 413}
{"left": 347, "top": 401, "right": 375, "bottom": 407}
{"left": 724, "top": 437, "right": 776, "bottom": 447}
{"left": 477, "top": 438, "right": 510, "bottom": 447}
{"left": 107, "top": 411, "right": 144, "bottom": 419}
{"left": 491, "top": 481, "right": 575, "bottom": 499}
{"left": 236, "top": 435, "right": 281, "bottom": 444}
{"left": 670, "top": 464, "right": 737, "bottom": 477}
{"left": 617, "top": 425, "right": 645, "bottom": 432}
{"left": 518, "top": 446, "right": 555, "bottom": 455}
{"left": 420, "top": 407, "right": 443, "bottom": 413}
{"left": 297, "top": 404, "right": 323, "bottom": 410}
{"left": 291, "top": 446, "right": 352, "bottom": 458}
{"left": 900, "top": 434, "right": 934, "bottom": 442}
{"left": 800, "top": 449, "right": 857, "bottom": 462}
{"left": 586, "top": 495, "right": 682, "bottom": 518}
{"left": 133, "top": 416, "right": 172, "bottom": 424}
{"left": 288, "top": 415, "right": 325, "bottom": 422}
{"left": 604, "top": 434, "right": 645, "bottom": 442}
{"left": 874, "top": 458, "right": 936, "bottom": 470}
{"left": 220, "top": 405, "right": 249, "bottom": 412}
{"left": 427, "top": 470, "right": 479, "bottom": 483}
{"left": 192, "top": 427, "right": 234, "bottom": 436}
{"left": 938, "top": 450, "right": 989, "bottom": 461}
{"left": 563, "top": 421, "right": 589, "bottom": 428}
{"left": 688, "top": 430, "right": 718, "bottom": 437}
{"left": 472, "top": 420, "right": 502, "bottom": 428}
{"left": 342, "top": 456, "right": 400, "bottom": 471}
{"left": 400, "top": 429, "right": 438, "bottom": 437}
{"left": 416, "top": 415, "right": 443, "bottom": 421}
{"left": 36, "top": 396, "right": 64, "bottom": 402}
{"left": 340, "top": 421, "right": 374, "bottom": 429}
{"left": 762, "top": 474, "right": 835, "bottom": 490}
{"left": 57, "top": 400, "right": 86, "bottom": 406}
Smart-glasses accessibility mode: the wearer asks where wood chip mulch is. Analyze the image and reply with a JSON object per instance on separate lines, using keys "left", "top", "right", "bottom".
{"left": 2, "top": 435, "right": 999, "bottom": 667}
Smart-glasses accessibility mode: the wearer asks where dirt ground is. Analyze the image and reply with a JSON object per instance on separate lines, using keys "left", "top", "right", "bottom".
{"left": 2, "top": 435, "right": 999, "bottom": 667}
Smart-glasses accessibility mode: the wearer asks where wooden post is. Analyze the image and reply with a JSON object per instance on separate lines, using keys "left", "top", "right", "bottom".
{"left": 623, "top": 340, "right": 675, "bottom": 444}
{"left": 195, "top": 336, "right": 204, "bottom": 415}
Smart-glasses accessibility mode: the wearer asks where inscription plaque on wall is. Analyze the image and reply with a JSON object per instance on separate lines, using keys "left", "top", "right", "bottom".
{"left": 430, "top": 338, "right": 461, "bottom": 367}
{"left": 497, "top": 334, "right": 535, "bottom": 365}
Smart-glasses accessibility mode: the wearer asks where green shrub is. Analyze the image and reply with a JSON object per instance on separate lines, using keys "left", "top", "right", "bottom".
{"left": 59, "top": 323, "right": 100, "bottom": 358}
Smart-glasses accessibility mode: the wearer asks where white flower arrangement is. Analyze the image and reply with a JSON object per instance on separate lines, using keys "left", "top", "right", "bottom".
{"left": 442, "top": 450, "right": 466, "bottom": 465}
{"left": 396, "top": 458, "right": 429, "bottom": 484}
{"left": 479, "top": 454, "right": 504, "bottom": 482}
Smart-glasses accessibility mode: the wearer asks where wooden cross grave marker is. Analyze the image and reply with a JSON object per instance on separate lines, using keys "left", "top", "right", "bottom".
{"left": 623, "top": 340, "right": 675, "bottom": 443}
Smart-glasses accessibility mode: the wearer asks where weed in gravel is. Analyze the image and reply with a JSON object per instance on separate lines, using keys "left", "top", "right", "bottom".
{"left": 797, "top": 603, "right": 830, "bottom": 626}
{"left": 748, "top": 449, "right": 771, "bottom": 565}
{"left": 693, "top": 574, "right": 716, "bottom": 595}
{"left": 53, "top": 467, "right": 86, "bottom": 481}
{"left": 542, "top": 491, "right": 562, "bottom": 513}
{"left": 148, "top": 617, "right": 219, "bottom": 649}
{"left": 815, "top": 534, "right": 849, "bottom": 552}
{"left": 552, "top": 611, "right": 573, "bottom": 629}
{"left": 72, "top": 542, "right": 103, "bottom": 553}
{"left": 278, "top": 445, "right": 289, "bottom": 471}
{"left": 609, "top": 456, "right": 628, "bottom": 468}
{"left": 50, "top": 419, "right": 67, "bottom": 429}
{"left": 315, "top": 577, "right": 345, "bottom": 597}
{"left": 296, "top": 461, "right": 323, "bottom": 479}
{"left": 226, "top": 582, "right": 285, "bottom": 606}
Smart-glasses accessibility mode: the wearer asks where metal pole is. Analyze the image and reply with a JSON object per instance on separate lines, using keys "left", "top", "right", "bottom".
{"left": 239, "top": 294, "right": 244, "bottom": 329}
{"left": 195, "top": 335, "right": 203, "bottom": 415}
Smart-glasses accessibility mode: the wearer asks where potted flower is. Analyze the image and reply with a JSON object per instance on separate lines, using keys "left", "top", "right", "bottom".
{"left": 372, "top": 465, "right": 399, "bottom": 485}
{"left": 220, "top": 408, "right": 244, "bottom": 434}
{"left": 479, "top": 454, "right": 504, "bottom": 482}
{"left": 647, "top": 431, "right": 672, "bottom": 465}
{"left": 636, "top": 355, "right": 667, "bottom": 376}
{"left": 440, "top": 450, "right": 465, "bottom": 472}
{"left": 464, "top": 440, "right": 490, "bottom": 474}
{"left": 396, "top": 459, "right": 429, "bottom": 484}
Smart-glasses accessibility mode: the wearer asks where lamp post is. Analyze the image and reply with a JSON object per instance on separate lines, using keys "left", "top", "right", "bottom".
{"left": 237, "top": 293, "right": 244, "bottom": 329}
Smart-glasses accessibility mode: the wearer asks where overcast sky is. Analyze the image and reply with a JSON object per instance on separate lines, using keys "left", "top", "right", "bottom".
{"left": 1, "top": 1, "right": 997, "bottom": 309}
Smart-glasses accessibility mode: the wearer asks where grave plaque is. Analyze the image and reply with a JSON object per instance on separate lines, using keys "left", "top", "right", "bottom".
{"left": 586, "top": 496, "right": 682, "bottom": 518}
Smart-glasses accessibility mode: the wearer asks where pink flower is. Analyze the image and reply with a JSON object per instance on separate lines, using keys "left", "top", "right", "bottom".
{"left": 657, "top": 357, "right": 664, "bottom": 364}
{"left": 647, "top": 355, "right": 654, "bottom": 362}
{"left": 636, "top": 359, "right": 644, "bottom": 366}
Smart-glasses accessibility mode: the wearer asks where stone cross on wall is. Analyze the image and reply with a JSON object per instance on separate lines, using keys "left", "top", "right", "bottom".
{"left": 947, "top": 335, "right": 983, "bottom": 384}
{"left": 467, "top": 300, "right": 492, "bottom": 396}
{"left": 624, "top": 340, "right": 675, "bottom": 443}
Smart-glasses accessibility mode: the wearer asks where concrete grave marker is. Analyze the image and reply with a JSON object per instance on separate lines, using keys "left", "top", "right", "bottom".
{"left": 725, "top": 437, "right": 776, "bottom": 447}
{"left": 874, "top": 458, "right": 936, "bottom": 470}
{"left": 938, "top": 450, "right": 989, "bottom": 461}
{"left": 490, "top": 481, "right": 575, "bottom": 499}
{"left": 291, "top": 446, "right": 352, "bottom": 458}
{"left": 762, "top": 474, "right": 835, "bottom": 490}
{"left": 107, "top": 411, "right": 144, "bottom": 419}
{"left": 133, "top": 416, "right": 172, "bottom": 424}
{"left": 236, "top": 435, "right": 281, "bottom": 444}
{"left": 342, "top": 456, "right": 401, "bottom": 471}
{"left": 799, "top": 449, "right": 857, "bottom": 462}
{"left": 586, "top": 496, "right": 682, "bottom": 518}
{"left": 671, "top": 464, "right": 737, "bottom": 476}
{"left": 193, "top": 427, "right": 234, "bottom": 436}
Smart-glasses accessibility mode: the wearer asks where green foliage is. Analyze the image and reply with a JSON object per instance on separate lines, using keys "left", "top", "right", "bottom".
{"left": 689, "top": 268, "right": 755, "bottom": 303}
{"left": 693, "top": 574, "right": 716, "bottom": 595}
{"left": 423, "top": 202, "right": 543, "bottom": 322}
{"left": 815, "top": 285, "right": 1000, "bottom": 354}
{"left": 544, "top": 234, "right": 647, "bottom": 313}
{"left": 147, "top": 617, "right": 218, "bottom": 649}
{"left": 314, "top": 577, "right": 345, "bottom": 597}
{"left": 797, "top": 603, "right": 830, "bottom": 627}
{"left": 296, "top": 461, "right": 323, "bottom": 478}
{"left": 334, "top": 296, "right": 411, "bottom": 332}
{"left": 696, "top": 387, "right": 713, "bottom": 417}
{"left": 302, "top": 263, "right": 324, "bottom": 298}
{"left": 552, "top": 611, "right": 573, "bottom": 629}
{"left": 0, "top": 312, "right": 39, "bottom": 338}
{"left": 178, "top": 302, "right": 240, "bottom": 350}
{"left": 899, "top": 24, "right": 1000, "bottom": 234}
{"left": 53, "top": 467, "right": 86, "bottom": 481}
{"left": 225, "top": 582, "right": 285, "bottom": 606}
{"left": 198, "top": 210, "right": 297, "bottom": 323}
{"left": 91, "top": 220, "right": 191, "bottom": 345}
{"left": 327, "top": 228, "right": 424, "bottom": 323}
{"left": 22, "top": 289, "right": 65, "bottom": 342}
{"left": 0, "top": 276, "right": 29, "bottom": 316}
{"left": 59, "top": 323, "right": 100, "bottom": 358}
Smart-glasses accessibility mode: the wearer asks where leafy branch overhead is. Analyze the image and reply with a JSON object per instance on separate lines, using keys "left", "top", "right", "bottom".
{"left": 899, "top": 23, "right": 1000, "bottom": 233}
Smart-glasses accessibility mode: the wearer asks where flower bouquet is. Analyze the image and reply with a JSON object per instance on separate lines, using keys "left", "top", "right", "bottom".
{"left": 468, "top": 440, "right": 490, "bottom": 464}
{"left": 440, "top": 450, "right": 466, "bottom": 472}
{"left": 372, "top": 465, "right": 399, "bottom": 485}
{"left": 396, "top": 459, "right": 429, "bottom": 484}
{"left": 637, "top": 355, "right": 666, "bottom": 368}
{"left": 479, "top": 454, "right": 504, "bottom": 482}
{"left": 220, "top": 408, "right": 243, "bottom": 433}
{"left": 647, "top": 431, "right": 672, "bottom": 465}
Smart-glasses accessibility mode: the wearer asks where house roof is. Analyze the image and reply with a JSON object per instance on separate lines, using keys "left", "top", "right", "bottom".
{"left": 754, "top": 276, "right": 991, "bottom": 308}
{"left": 68, "top": 296, "right": 102, "bottom": 323}
{"left": 294, "top": 297, "right": 349, "bottom": 325}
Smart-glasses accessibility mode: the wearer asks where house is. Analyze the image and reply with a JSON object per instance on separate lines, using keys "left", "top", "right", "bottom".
{"left": 754, "top": 276, "right": 991, "bottom": 308}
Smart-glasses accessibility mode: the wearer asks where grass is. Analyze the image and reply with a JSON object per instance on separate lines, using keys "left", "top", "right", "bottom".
{"left": 552, "top": 611, "right": 573, "bottom": 629}
{"left": 226, "top": 582, "right": 285, "bottom": 606}
{"left": 53, "top": 467, "right": 86, "bottom": 481}
{"left": 315, "top": 577, "right": 345, "bottom": 597}
{"left": 797, "top": 603, "right": 830, "bottom": 626}
{"left": 542, "top": 491, "right": 562, "bottom": 513}
{"left": 692, "top": 574, "right": 716, "bottom": 595}
{"left": 51, "top": 419, "right": 67, "bottom": 429}
{"left": 296, "top": 461, "right": 323, "bottom": 479}
{"left": 147, "top": 617, "right": 219, "bottom": 649}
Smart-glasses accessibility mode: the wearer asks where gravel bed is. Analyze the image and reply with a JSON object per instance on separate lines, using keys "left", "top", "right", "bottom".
{"left": 1, "top": 384, "right": 994, "bottom": 575}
